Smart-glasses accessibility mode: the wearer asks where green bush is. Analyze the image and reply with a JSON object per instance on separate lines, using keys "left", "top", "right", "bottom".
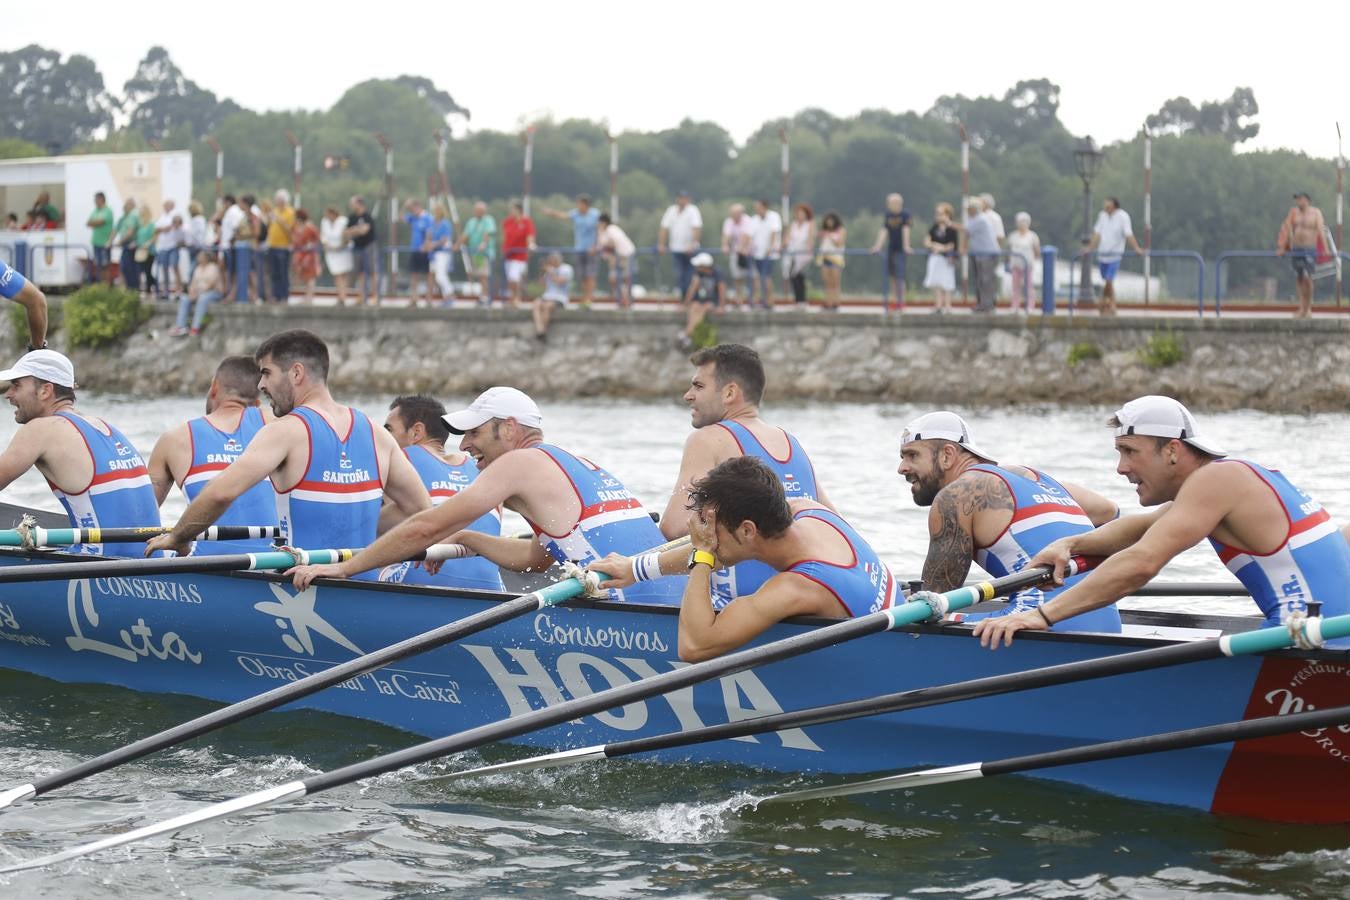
{"left": 1066, "top": 341, "right": 1101, "bottom": 367}
{"left": 63, "top": 285, "right": 151, "bottom": 349}
{"left": 690, "top": 317, "right": 719, "bottom": 349}
{"left": 1137, "top": 330, "right": 1185, "bottom": 369}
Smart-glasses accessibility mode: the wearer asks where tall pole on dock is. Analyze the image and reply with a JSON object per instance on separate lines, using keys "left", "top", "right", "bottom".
{"left": 1142, "top": 124, "right": 1152, "bottom": 304}
{"left": 285, "top": 130, "right": 302, "bottom": 210}
{"left": 780, "top": 127, "right": 790, "bottom": 222}
{"left": 959, "top": 123, "right": 970, "bottom": 300}
{"left": 608, "top": 133, "right": 619, "bottom": 221}
{"left": 375, "top": 132, "right": 394, "bottom": 304}
{"left": 522, "top": 126, "right": 535, "bottom": 217}
{"left": 204, "top": 136, "right": 223, "bottom": 209}
{"left": 1337, "top": 123, "right": 1344, "bottom": 306}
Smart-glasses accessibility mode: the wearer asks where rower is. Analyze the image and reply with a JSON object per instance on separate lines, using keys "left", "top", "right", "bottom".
{"left": 662, "top": 343, "right": 835, "bottom": 608}
{"left": 589, "top": 456, "right": 899, "bottom": 661}
{"left": 897, "top": 410, "right": 1121, "bottom": 633}
{"left": 0, "top": 349, "right": 159, "bottom": 556}
{"left": 973, "top": 395, "right": 1350, "bottom": 648}
{"left": 145, "top": 356, "right": 277, "bottom": 555}
{"left": 0, "top": 258, "right": 49, "bottom": 353}
{"left": 288, "top": 386, "right": 684, "bottom": 605}
{"left": 145, "top": 330, "right": 429, "bottom": 576}
{"left": 377, "top": 394, "right": 505, "bottom": 592}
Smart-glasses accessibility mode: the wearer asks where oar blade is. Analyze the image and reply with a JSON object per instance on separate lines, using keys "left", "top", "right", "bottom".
{"left": 0, "top": 784, "right": 35, "bottom": 812}
{"left": 435, "top": 746, "right": 609, "bottom": 783}
{"left": 0, "top": 781, "right": 308, "bottom": 874}
{"left": 758, "top": 763, "right": 984, "bottom": 806}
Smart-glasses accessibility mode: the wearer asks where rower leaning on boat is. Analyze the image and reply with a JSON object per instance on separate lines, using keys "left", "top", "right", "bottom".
{"left": 145, "top": 356, "right": 278, "bottom": 555}
{"left": 662, "top": 343, "right": 835, "bottom": 609}
{"left": 289, "top": 386, "right": 684, "bottom": 604}
{"left": 0, "top": 349, "right": 160, "bottom": 556}
{"left": 376, "top": 394, "right": 505, "bottom": 592}
{"left": 0, "top": 257, "right": 48, "bottom": 353}
{"left": 146, "top": 330, "right": 430, "bottom": 575}
{"left": 898, "top": 410, "right": 1122, "bottom": 633}
{"left": 973, "top": 395, "right": 1350, "bottom": 648}
{"left": 589, "top": 456, "right": 899, "bottom": 661}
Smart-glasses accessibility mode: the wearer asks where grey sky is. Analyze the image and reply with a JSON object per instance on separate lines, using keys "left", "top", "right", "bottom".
{"left": 10, "top": 0, "right": 1346, "bottom": 159}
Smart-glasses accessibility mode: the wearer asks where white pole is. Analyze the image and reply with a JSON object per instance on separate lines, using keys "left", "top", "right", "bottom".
{"left": 960, "top": 126, "right": 970, "bottom": 297}
{"left": 1143, "top": 126, "right": 1152, "bottom": 304}
{"left": 293, "top": 143, "right": 302, "bottom": 211}
{"left": 609, "top": 136, "right": 619, "bottom": 222}
{"left": 522, "top": 129, "right": 535, "bottom": 218}
{"left": 780, "top": 129, "right": 790, "bottom": 222}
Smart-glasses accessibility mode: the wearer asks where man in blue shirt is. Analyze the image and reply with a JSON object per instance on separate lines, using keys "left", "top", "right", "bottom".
{"left": 543, "top": 195, "right": 600, "bottom": 307}
{"left": 0, "top": 260, "right": 48, "bottom": 351}
{"left": 403, "top": 199, "right": 435, "bottom": 305}
{"left": 964, "top": 199, "right": 1000, "bottom": 313}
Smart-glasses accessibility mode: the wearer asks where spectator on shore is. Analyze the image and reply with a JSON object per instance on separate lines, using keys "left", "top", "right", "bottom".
{"left": 681, "top": 251, "right": 723, "bottom": 348}
{"left": 924, "top": 202, "right": 958, "bottom": 314}
{"left": 720, "top": 203, "right": 754, "bottom": 308}
{"left": 1084, "top": 196, "right": 1144, "bottom": 317}
{"left": 291, "top": 208, "right": 321, "bottom": 305}
{"left": 112, "top": 199, "right": 140, "bottom": 292}
{"left": 218, "top": 193, "right": 243, "bottom": 300}
{"left": 4, "top": 213, "right": 19, "bottom": 231}
{"left": 253, "top": 197, "right": 272, "bottom": 302}
{"left": 816, "top": 211, "right": 846, "bottom": 312}
{"left": 232, "top": 195, "right": 260, "bottom": 304}
{"left": 748, "top": 199, "right": 782, "bottom": 310}
{"left": 344, "top": 195, "right": 377, "bottom": 306}
{"left": 533, "top": 251, "right": 573, "bottom": 341}
{"left": 870, "top": 192, "right": 912, "bottom": 311}
{"left": 501, "top": 200, "right": 536, "bottom": 308}
{"left": 320, "top": 206, "right": 353, "bottom": 305}
{"left": 1006, "top": 211, "right": 1041, "bottom": 315}
{"left": 171, "top": 250, "right": 225, "bottom": 337}
{"left": 964, "top": 198, "right": 999, "bottom": 313}
{"left": 186, "top": 200, "right": 208, "bottom": 278}
{"left": 980, "top": 193, "right": 1005, "bottom": 250}
{"left": 784, "top": 203, "right": 815, "bottom": 306}
{"left": 428, "top": 203, "right": 454, "bottom": 303}
{"left": 30, "top": 191, "right": 61, "bottom": 229}
{"left": 595, "top": 213, "right": 636, "bottom": 308}
{"left": 658, "top": 190, "right": 702, "bottom": 302}
{"left": 403, "top": 198, "right": 435, "bottom": 305}
{"left": 457, "top": 201, "right": 497, "bottom": 304}
{"left": 1276, "top": 191, "right": 1326, "bottom": 320}
{"left": 153, "top": 200, "right": 183, "bottom": 300}
{"left": 135, "top": 204, "right": 158, "bottom": 299}
{"left": 266, "top": 190, "right": 295, "bottom": 303}
{"left": 542, "top": 195, "right": 599, "bottom": 307}
{"left": 86, "top": 192, "right": 114, "bottom": 284}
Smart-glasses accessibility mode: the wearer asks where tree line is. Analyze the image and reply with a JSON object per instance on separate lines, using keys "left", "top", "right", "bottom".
{"left": 0, "top": 44, "right": 1338, "bottom": 260}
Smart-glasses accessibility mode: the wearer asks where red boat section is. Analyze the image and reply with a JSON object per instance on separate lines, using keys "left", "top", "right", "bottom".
{"left": 1210, "top": 656, "right": 1350, "bottom": 822}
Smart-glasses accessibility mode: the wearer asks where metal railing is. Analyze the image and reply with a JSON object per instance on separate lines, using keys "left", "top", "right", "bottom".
{"left": 1213, "top": 250, "right": 1348, "bottom": 315}
{"left": 1065, "top": 250, "right": 1206, "bottom": 315}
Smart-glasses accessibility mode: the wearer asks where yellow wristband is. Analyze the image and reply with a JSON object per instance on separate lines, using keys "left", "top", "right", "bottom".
{"left": 688, "top": 549, "right": 717, "bottom": 571}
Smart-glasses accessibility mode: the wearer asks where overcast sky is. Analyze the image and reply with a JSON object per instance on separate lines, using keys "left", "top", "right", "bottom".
{"left": 9, "top": 1, "right": 1346, "bottom": 159}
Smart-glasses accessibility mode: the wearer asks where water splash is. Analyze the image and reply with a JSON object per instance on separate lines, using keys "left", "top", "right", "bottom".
{"left": 566, "top": 792, "right": 758, "bottom": 844}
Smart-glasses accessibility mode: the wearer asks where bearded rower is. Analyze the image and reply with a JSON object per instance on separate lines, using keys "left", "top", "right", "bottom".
{"left": 973, "top": 396, "right": 1350, "bottom": 648}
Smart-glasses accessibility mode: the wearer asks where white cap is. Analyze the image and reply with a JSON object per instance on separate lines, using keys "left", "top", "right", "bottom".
{"left": 0, "top": 349, "right": 76, "bottom": 388}
{"left": 443, "top": 386, "right": 543, "bottom": 434}
{"left": 1112, "top": 395, "right": 1226, "bottom": 457}
{"left": 691, "top": 252, "right": 715, "bottom": 268}
{"left": 900, "top": 411, "right": 996, "bottom": 463}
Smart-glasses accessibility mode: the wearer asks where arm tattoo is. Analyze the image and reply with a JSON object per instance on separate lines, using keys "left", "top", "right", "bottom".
{"left": 921, "top": 473, "right": 1012, "bottom": 592}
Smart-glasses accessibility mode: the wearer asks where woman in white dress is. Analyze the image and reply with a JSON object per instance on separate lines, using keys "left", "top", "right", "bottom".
{"left": 782, "top": 202, "right": 815, "bottom": 306}
{"left": 923, "top": 202, "right": 958, "bottom": 313}
{"left": 1006, "top": 211, "right": 1041, "bottom": 314}
{"left": 320, "top": 206, "right": 353, "bottom": 305}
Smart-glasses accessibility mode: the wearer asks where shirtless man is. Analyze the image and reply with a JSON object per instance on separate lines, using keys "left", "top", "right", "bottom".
{"left": 897, "top": 410, "right": 1121, "bottom": 633}
{"left": 662, "top": 343, "right": 834, "bottom": 609}
{"left": 146, "top": 356, "right": 276, "bottom": 555}
{"left": 590, "top": 456, "right": 898, "bottom": 661}
{"left": 288, "top": 386, "right": 683, "bottom": 604}
{"left": 145, "top": 330, "right": 428, "bottom": 571}
{"left": 1277, "top": 191, "right": 1326, "bottom": 319}
{"left": 972, "top": 396, "right": 1350, "bottom": 648}
{"left": 0, "top": 349, "right": 159, "bottom": 556}
{"left": 0, "top": 258, "right": 48, "bottom": 351}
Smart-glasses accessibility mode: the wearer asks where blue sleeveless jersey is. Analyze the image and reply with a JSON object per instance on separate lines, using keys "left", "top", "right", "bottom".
{"left": 709, "top": 420, "right": 821, "bottom": 610}
{"left": 184, "top": 407, "right": 277, "bottom": 555}
{"left": 275, "top": 407, "right": 383, "bottom": 577}
{"left": 956, "top": 463, "right": 1121, "bottom": 634}
{"left": 530, "top": 444, "right": 684, "bottom": 605}
{"left": 49, "top": 412, "right": 161, "bottom": 557}
{"left": 785, "top": 507, "right": 899, "bottom": 617}
{"left": 1208, "top": 460, "right": 1350, "bottom": 640}
{"left": 379, "top": 444, "right": 505, "bottom": 592}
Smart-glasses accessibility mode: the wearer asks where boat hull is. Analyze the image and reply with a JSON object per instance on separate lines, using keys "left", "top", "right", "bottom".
{"left": 0, "top": 549, "right": 1346, "bottom": 822}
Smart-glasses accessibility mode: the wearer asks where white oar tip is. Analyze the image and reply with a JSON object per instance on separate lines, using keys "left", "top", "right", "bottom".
{"left": 0, "top": 784, "right": 36, "bottom": 812}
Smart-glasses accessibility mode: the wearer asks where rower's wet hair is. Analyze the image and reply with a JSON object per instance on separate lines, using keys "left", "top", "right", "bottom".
{"left": 688, "top": 456, "right": 792, "bottom": 539}
{"left": 391, "top": 394, "right": 450, "bottom": 442}
{"left": 689, "top": 343, "right": 765, "bottom": 406}
{"left": 255, "top": 330, "right": 329, "bottom": 382}
{"left": 215, "top": 356, "right": 261, "bottom": 401}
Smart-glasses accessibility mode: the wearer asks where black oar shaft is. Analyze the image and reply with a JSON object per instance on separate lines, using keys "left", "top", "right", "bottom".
{"left": 0, "top": 552, "right": 265, "bottom": 583}
{"left": 604, "top": 638, "right": 1223, "bottom": 760}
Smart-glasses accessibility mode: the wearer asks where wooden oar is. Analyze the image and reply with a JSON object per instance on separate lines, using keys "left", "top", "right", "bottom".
{"left": 0, "top": 560, "right": 1087, "bottom": 871}
{"left": 0, "top": 524, "right": 283, "bottom": 548}
{"left": 439, "top": 611, "right": 1350, "bottom": 782}
{"left": 0, "top": 534, "right": 691, "bottom": 813}
{"left": 757, "top": 703, "right": 1350, "bottom": 806}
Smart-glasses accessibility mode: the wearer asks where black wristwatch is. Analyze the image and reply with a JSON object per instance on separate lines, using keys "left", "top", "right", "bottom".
{"left": 25, "top": 340, "right": 46, "bottom": 352}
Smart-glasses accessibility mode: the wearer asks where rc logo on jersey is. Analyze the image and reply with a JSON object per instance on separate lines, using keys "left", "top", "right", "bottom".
{"left": 223, "top": 437, "right": 244, "bottom": 453}
{"left": 113, "top": 440, "right": 133, "bottom": 457}
{"left": 254, "top": 582, "right": 365, "bottom": 657}
{"left": 338, "top": 450, "right": 353, "bottom": 470}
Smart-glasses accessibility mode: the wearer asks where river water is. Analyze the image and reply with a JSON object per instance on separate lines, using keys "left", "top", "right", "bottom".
{"left": 1, "top": 396, "right": 1348, "bottom": 898}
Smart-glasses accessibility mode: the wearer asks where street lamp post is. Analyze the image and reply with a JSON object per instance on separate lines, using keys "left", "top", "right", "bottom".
{"left": 1074, "top": 135, "right": 1104, "bottom": 308}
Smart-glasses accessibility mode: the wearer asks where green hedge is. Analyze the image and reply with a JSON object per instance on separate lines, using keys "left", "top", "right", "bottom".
{"left": 63, "top": 285, "right": 152, "bottom": 349}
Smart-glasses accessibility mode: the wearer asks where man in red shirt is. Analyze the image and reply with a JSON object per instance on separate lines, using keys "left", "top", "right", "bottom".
{"left": 501, "top": 201, "right": 537, "bottom": 308}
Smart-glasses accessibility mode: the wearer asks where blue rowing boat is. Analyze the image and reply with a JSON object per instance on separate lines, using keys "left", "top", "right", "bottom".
{"left": 1, "top": 538, "right": 1346, "bottom": 824}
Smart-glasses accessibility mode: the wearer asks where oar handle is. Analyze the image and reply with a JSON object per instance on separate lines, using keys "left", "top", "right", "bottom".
{"left": 0, "top": 525, "right": 284, "bottom": 548}
{"left": 0, "top": 547, "right": 356, "bottom": 584}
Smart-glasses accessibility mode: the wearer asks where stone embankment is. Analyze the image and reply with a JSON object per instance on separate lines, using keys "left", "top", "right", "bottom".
{"left": 26, "top": 304, "right": 1350, "bottom": 412}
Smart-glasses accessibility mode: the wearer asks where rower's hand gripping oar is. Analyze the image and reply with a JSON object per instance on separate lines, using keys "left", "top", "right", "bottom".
{"left": 0, "top": 535, "right": 691, "bottom": 813}
{"left": 440, "top": 609, "right": 1350, "bottom": 783}
{"left": 0, "top": 558, "right": 1086, "bottom": 873}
